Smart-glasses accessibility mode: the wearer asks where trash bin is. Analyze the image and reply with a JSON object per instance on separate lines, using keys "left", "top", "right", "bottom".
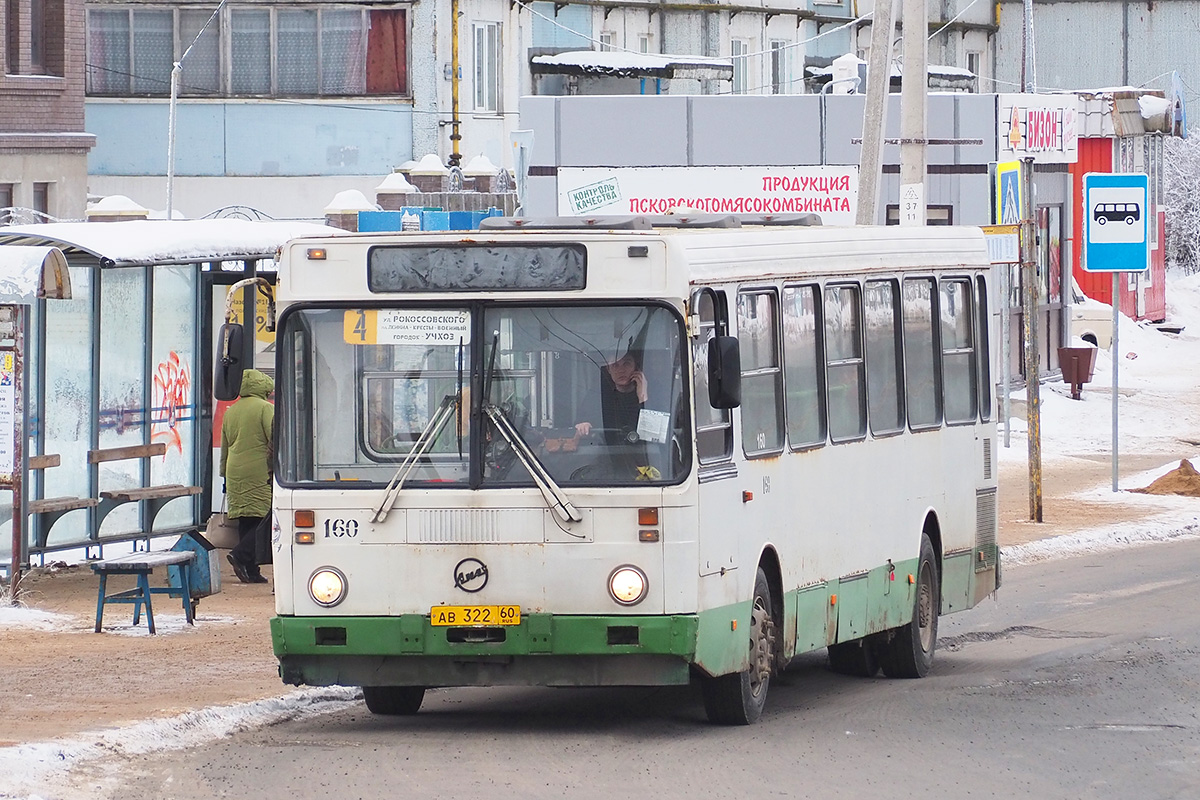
{"left": 1058, "top": 346, "right": 1098, "bottom": 400}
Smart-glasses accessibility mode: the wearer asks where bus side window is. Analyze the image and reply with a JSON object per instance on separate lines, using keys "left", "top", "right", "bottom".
{"left": 903, "top": 277, "right": 943, "bottom": 429}
{"left": 864, "top": 279, "right": 905, "bottom": 435}
{"left": 825, "top": 283, "right": 867, "bottom": 442}
{"left": 737, "top": 289, "right": 784, "bottom": 456}
{"left": 692, "top": 289, "right": 733, "bottom": 462}
{"left": 976, "top": 274, "right": 992, "bottom": 422}
{"left": 941, "top": 278, "right": 978, "bottom": 424}
{"left": 782, "top": 283, "right": 826, "bottom": 449}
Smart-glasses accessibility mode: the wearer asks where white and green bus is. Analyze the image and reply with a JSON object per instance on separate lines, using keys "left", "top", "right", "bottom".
{"left": 232, "top": 215, "right": 999, "bottom": 725}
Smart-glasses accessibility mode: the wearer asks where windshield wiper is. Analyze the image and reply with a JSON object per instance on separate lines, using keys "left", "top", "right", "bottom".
{"left": 485, "top": 403, "right": 582, "bottom": 524}
{"left": 371, "top": 393, "right": 458, "bottom": 523}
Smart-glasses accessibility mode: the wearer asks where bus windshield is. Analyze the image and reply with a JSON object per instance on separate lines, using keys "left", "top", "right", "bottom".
{"left": 276, "top": 303, "right": 691, "bottom": 488}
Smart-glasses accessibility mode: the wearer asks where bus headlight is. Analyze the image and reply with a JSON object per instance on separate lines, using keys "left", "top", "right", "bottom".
{"left": 309, "top": 567, "right": 347, "bottom": 607}
{"left": 608, "top": 565, "right": 648, "bottom": 606}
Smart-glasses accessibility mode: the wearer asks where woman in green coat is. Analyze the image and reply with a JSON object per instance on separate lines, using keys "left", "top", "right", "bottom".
{"left": 220, "top": 369, "right": 274, "bottom": 583}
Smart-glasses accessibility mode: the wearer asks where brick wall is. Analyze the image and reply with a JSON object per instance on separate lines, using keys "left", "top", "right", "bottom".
{"left": 0, "top": 0, "right": 89, "bottom": 136}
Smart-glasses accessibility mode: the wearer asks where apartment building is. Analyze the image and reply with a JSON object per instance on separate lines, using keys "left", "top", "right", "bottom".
{"left": 1, "top": 0, "right": 95, "bottom": 220}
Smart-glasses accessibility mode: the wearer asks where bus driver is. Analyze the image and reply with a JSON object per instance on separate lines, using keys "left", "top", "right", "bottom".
{"left": 574, "top": 352, "right": 648, "bottom": 444}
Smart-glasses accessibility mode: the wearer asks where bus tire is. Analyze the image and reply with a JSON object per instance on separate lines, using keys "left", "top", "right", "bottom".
{"left": 362, "top": 686, "right": 426, "bottom": 715}
{"left": 701, "top": 567, "right": 775, "bottom": 725}
{"left": 880, "top": 533, "right": 939, "bottom": 679}
{"left": 827, "top": 638, "right": 879, "bottom": 677}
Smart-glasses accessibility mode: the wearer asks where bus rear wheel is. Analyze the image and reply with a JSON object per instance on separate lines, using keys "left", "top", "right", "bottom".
{"left": 879, "top": 534, "right": 939, "bottom": 678}
{"left": 362, "top": 686, "right": 426, "bottom": 715}
{"left": 827, "top": 638, "right": 879, "bottom": 677}
{"left": 702, "top": 567, "right": 776, "bottom": 725}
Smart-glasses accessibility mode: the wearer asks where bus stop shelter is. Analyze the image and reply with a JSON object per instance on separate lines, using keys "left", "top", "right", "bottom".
{"left": 0, "top": 219, "right": 342, "bottom": 579}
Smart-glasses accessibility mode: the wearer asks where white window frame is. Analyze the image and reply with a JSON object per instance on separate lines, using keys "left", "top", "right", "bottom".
{"left": 473, "top": 20, "right": 501, "bottom": 112}
{"left": 638, "top": 33, "right": 653, "bottom": 53}
{"left": 730, "top": 38, "right": 749, "bottom": 94}
{"left": 769, "top": 40, "right": 790, "bottom": 95}
{"left": 598, "top": 31, "right": 613, "bottom": 52}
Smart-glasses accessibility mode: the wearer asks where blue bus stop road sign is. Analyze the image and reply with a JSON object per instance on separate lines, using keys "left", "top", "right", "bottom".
{"left": 1083, "top": 172, "right": 1149, "bottom": 273}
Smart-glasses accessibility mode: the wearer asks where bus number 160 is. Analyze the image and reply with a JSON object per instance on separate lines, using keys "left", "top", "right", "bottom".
{"left": 324, "top": 519, "right": 359, "bottom": 538}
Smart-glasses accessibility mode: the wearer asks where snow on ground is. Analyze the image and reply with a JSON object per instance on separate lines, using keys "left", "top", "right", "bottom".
{"left": 0, "top": 688, "right": 361, "bottom": 800}
{"left": 5, "top": 272, "right": 1200, "bottom": 798}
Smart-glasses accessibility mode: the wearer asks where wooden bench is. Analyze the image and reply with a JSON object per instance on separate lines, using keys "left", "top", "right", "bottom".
{"left": 27, "top": 453, "right": 99, "bottom": 548}
{"left": 91, "top": 549, "right": 196, "bottom": 634}
{"left": 90, "top": 443, "right": 203, "bottom": 533}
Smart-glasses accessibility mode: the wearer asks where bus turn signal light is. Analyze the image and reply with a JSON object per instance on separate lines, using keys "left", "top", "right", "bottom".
{"left": 294, "top": 510, "right": 315, "bottom": 528}
{"left": 295, "top": 531, "right": 316, "bottom": 544}
{"left": 639, "top": 530, "right": 660, "bottom": 542}
{"left": 306, "top": 248, "right": 327, "bottom": 260}
{"left": 638, "top": 508, "right": 658, "bottom": 526}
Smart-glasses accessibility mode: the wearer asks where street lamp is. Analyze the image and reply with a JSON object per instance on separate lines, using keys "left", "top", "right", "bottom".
{"left": 167, "top": 1, "right": 225, "bottom": 219}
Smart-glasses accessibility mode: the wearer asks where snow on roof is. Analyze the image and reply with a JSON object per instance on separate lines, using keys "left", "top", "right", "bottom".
{"left": 410, "top": 153, "right": 449, "bottom": 175}
{"left": 375, "top": 172, "right": 418, "bottom": 193}
{"left": 88, "top": 195, "right": 150, "bottom": 214}
{"left": 463, "top": 154, "right": 498, "bottom": 176}
{"left": 805, "top": 60, "right": 974, "bottom": 80}
{"left": 0, "top": 245, "right": 71, "bottom": 302}
{"left": 531, "top": 50, "right": 733, "bottom": 80}
{"left": 0, "top": 219, "right": 345, "bottom": 267}
{"left": 323, "top": 190, "right": 376, "bottom": 214}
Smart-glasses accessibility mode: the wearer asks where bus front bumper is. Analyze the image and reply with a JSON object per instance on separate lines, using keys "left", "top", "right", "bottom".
{"left": 271, "top": 613, "right": 699, "bottom": 688}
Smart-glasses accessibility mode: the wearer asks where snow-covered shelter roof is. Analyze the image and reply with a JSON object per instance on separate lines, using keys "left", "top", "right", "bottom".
{"left": 531, "top": 51, "right": 733, "bottom": 81}
{"left": 0, "top": 219, "right": 345, "bottom": 267}
{"left": 0, "top": 245, "right": 72, "bottom": 303}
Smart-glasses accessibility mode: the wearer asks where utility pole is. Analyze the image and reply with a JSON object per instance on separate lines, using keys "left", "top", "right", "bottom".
{"left": 448, "top": 0, "right": 463, "bottom": 167}
{"left": 856, "top": 0, "right": 898, "bottom": 224}
{"left": 1020, "top": 0, "right": 1043, "bottom": 521}
{"left": 898, "top": 0, "right": 928, "bottom": 226}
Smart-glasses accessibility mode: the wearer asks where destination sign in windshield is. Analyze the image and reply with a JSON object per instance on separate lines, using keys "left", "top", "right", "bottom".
{"left": 342, "top": 309, "right": 471, "bottom": 345}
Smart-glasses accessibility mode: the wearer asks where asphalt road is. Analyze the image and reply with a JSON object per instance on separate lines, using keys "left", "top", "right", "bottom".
{"left": 107, "top": 537, "right": 1200, "bottom": 800}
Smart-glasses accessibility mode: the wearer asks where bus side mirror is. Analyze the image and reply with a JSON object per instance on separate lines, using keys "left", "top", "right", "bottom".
{"left": 214, "top": 322, "right": 246, "bottom": 401}
{"left": 708, "top": 335, "right": 741, "bottom": 409}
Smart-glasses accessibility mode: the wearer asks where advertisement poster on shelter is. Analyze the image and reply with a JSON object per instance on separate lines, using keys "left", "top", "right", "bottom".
{"left": 558, "top": 166, "right": 859, "bottom": 225}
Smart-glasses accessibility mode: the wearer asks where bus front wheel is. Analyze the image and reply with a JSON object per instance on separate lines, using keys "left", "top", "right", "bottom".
{"left": 880, "top": 534, "right": 939, "bottom": 678}
{"left": 362, "top": 686, "right": 426, "bottom": 715}
{"left": 701, "top": 567, "right": 776, "bottom": 725}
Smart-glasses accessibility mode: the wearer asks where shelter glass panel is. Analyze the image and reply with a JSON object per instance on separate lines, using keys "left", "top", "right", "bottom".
{"left": 42, "top": 267, "right": 95, "bottom": 547}
{"left": 97, "top": 268, "right": 147, "bottom": 536}
{"left": 150, "top": 266, "right": 199, "bottom": 529}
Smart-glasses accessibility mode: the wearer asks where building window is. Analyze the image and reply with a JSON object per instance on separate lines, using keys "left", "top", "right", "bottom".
{"left": 473, "top": 21, "right": 500, "bottom": 112}
{"left": 638, "top": 33, "right": 652, "bottom": 54}
{"left": 769, "top": 40, "right": 789, "bottom": 95}
{"left": 32, "top": 182, "right": 49, "bottom": 218}
{"left": 85, "top": 5, "right": 409, "bottom": 97}
{"left": 730, "top": 39, "right": 748, "bottom": 94}
{"left": 966, "top": 51, "right": 980, "bottom": 79}
{"left": 8, "top": 0, "right": 61, "bottom": 75}
{"left": 0, "top": 184, "right": 13, "bottom": 209}
{"left": 29, "top": 0, "right": 45, "bottom": 72}
{"left": 599, "top": 31, "right": 613, "bottom": 52}
{"left": 6, "top": 0, "right": 17, "bottom": 73}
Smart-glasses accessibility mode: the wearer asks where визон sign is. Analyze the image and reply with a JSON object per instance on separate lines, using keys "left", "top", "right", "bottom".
{"left": 557, "top": 166, "right": 859, "bottom": 225}
{"left": 997, "top": 95, "right": 1079, "bottom": 164}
